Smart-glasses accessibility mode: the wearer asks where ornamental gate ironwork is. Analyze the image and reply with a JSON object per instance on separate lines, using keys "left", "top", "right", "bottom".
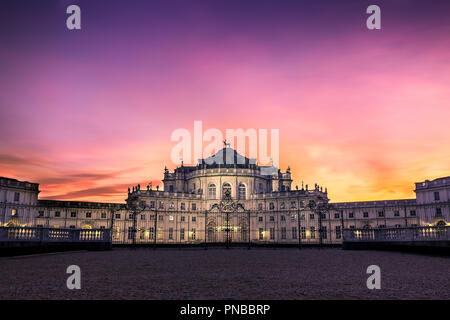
{"left": 206, "top": 188, "right": 250, "bottom": 248}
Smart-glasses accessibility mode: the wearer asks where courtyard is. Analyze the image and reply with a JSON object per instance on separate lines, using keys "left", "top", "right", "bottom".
{"left": 0, "top": 248, "right": 448, "bottom": 300}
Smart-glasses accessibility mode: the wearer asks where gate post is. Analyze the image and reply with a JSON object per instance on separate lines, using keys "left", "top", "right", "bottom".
{"left": 204, "top": 210, "right": 208, "bottom": 250}
{"left": 226, "top": 211, "right": 230, "bottom": 249}
{"left": 248, "top": 210, "right": 251, "bottom": 249}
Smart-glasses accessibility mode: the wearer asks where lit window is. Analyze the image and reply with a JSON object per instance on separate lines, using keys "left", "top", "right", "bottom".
{"left": 11, "top": 209, "right": 17, "bottom": 216}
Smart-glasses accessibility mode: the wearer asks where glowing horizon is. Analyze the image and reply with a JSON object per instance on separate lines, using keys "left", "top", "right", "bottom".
{"left": 1, "top": 0, "right": 449, "bottom": 203}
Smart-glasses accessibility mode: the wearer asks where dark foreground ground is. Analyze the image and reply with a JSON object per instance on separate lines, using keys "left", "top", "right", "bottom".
{"left": 0, "top": 248, "right": 448, "bottom": 299}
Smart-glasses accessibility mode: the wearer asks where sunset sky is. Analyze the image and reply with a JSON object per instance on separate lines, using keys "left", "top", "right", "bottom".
{"left": 0, "top": 0, "right": 449, "bottom": 203}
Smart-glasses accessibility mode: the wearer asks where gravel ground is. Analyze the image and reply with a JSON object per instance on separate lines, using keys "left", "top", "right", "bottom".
{"left": 0, "top": 248, "right": 448, "bottom": 300}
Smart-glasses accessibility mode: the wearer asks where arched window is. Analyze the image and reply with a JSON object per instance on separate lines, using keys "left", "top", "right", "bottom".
{"left": 223, "top": 183, "right": 232, "bottom": 198}
{"left": 238, "top": 183, "right": 246, "bottom": 200}
{"left": 208, "top": 184, "right": 216, "bottom": 199}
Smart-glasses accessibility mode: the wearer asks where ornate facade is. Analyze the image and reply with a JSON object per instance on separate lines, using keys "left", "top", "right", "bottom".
{"left": 1, "top": 147, "right": 449, "bottom": 245}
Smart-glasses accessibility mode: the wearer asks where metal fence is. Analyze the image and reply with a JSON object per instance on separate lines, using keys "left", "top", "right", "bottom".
{"left": 109, "top": 209, "right": 345, "bottom": 247}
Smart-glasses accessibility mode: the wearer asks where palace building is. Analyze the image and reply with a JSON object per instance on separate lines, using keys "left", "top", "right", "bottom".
{"left": 1, "top": 147, "right": 449, "bottom": 245}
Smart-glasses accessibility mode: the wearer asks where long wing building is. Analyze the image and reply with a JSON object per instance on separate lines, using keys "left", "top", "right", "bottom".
{"left": 1, "top": 147, "right": 448, "bottom": 245}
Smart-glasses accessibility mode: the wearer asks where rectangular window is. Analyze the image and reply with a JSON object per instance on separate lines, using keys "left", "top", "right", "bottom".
{"left": 322, "top": 226, "right": 327, "bottom": 239}
{"left": 378, "top": 211, "right": 384, "bottom": 217}
{"left": 101, "top": 212, "right": 106, "bottom": 219}
{"left": 181, "top": 203, "right": 185, "bottom": 210}
{"left": 290, "top": 201, "right": 296, "bottom": 209}
{"left": 394, "top": 211, "right": 400, "bottom": 217}
{"left": 169, "top": 202, "right": 174, "bottom": 209}
{"left": 168, "top": 228, "right": 173, "bottom": 240}
{"left": 150, "top": 201, "right": 155, "bottom": 208}
{"left": 363, "top": 212, "right": 369, "bottom": 218}
{"left": 129, "top": 214, "right": 134, "bottom": 219}
{"left": 269, "top": 203, "right": 274, "bottom": 210}
{"left": 309, "top": 214, "right": 315, "bottom": 220}
{"left": 38, "top": 211, "right": 44, "bottom": 217}
{"left": 11, "top": 209, "right": 17, "bottom": 216}
{"left": 434, "top": 192, "right": 440, "bottom": 201}
{"left": 191, "top": 228, "right": 196, "bottom": 240}
{"left": 258, "top": 216, "right": 263, "bottom": 222}
{"left": 301, "top": 227, "right": 306, "bottom": 239}
{"left": 281, "top": 227, "right": 286, "bottom": 239}
{"left": 192, "top": 216, "right": 196, "bottom": 222}
{"left": 86, "top": 212, "right": 92, "bottom": 218}
{"left": 310, "top": 227, "right": 316, "bottom": 239}
{"left": 280, "top": 202, "right": 285, "bottom": 209}
{"left": 292, "top": 227, "right": 297, "bottom": 239}
{"left": 335, "top": 226, "right": 341, "bottom": 239}
{"left": 69, "top": 225, "right": 75, "bottom": 229}
{"left": 192, "top": 203, "right": 197, "bottom": 211}
{"left": 180, "top": 228, "right": 185, "bottom": 240}
{"left": 436, "top": 208, "right": 442, "bottom": 217}
{"left": 128, "top": 227, "right": 134, "bottom": 240}
{"left": 270, "top": 216, "right": 274, "bottom": 222}
{"left": 410, "top": 210, "right": 416, "bottom": 216}
{"left": 169, "top": 215, "right": 174, "bottom": 221}
{"left": 70, "top": 212, "right": 77, "bottom": 218}
{"left": 281, "top": 215, "right": 286, "bottom": 221}
{"left": 258, "top": 203, "right": 263, "bottom": 211}
{"left": 115, "top": 214, "right": 121, "bottom": 219}
{"left": 291, "top": 215, "right": 296, "bottom": 221}
{"left": 159, "top": 215, "right": 163, "bottom": 221}
{"left": 270, "top": 228, "right": 275, "bottom": 240}
{"left": 181, "top": 216, "right": 185, "bottom": 222}
{"left": 149, "top": 228, "right": 154, "bottom": 240}
{"left": 349, "top": 212, "right": 354, "bottom": 218}
{"left": 395, "top": 224, "right": 401, "bottom": 228}
{"left": 14, "top": 192, "right": 20, "bottom": 202}
{"left": 334, "top": 213, "right": 340, "bottom": 219}
{"left": 159, "top": 202, "right": 164, "bottom": 209}
{"left": 259, "top": 228, "right": 264, "bottom": 240}
{"left": 55, "top": 211, "right": 61, "bottom": 217}
{"left": 141, "top": 214, "right": 145, "bottom": 220}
